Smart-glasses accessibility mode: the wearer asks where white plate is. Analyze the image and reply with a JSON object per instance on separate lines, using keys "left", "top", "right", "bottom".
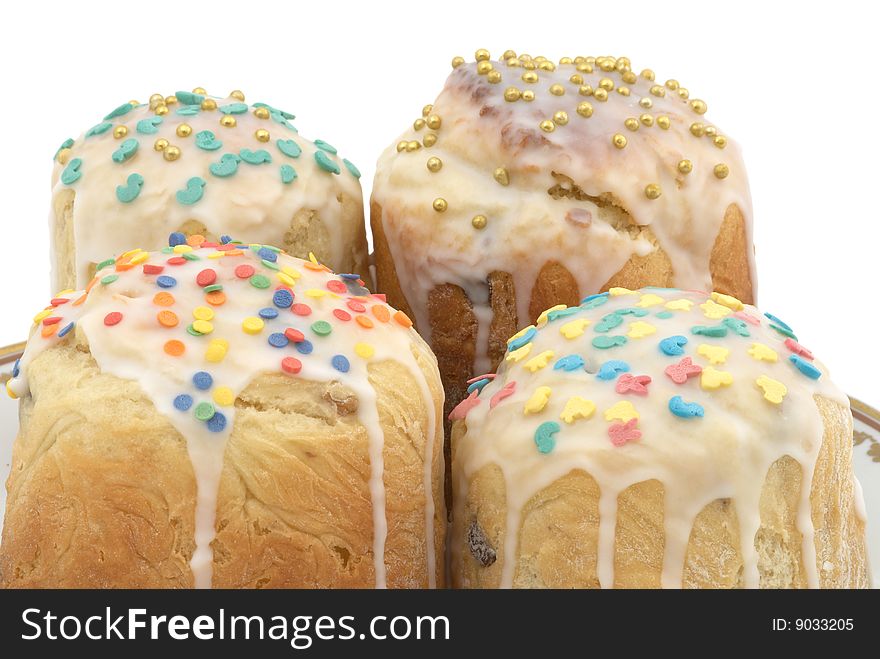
{"left": 1, "top": 343, "right": 877, "bottom": 587}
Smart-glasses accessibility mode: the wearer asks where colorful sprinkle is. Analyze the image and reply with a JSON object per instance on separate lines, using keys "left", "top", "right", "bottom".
{"left": 157, "top": 310, "right": 179, "bottom": 328}
{"left": 748, "top": 343, "right": 778, "bottom": 363}
{"left": 168, "top": 232, "right": 187, "bottom": 247}
{"left": 523, "top": 350, "right": 554, "bottom": 372}
{"left": 560, "top": 318, "right": 590, "bottom": 339}
{"left": 597, "top": 360, "right": 630, "bottom": 380}
{"left": 86, "top": 121, "right": 113, "bottom": 137}
{"left": 295, "top": 339, "right": 314, "bottom": 354}
{"left": 627, "top": 321, "right": 656, "bottom": 339}
{"left": 292, "top": 303, "right": 312, "bottom": 316}
{"left": 314, "top": 150, "right": 340, "bottom": 174}
{"left": 721, "top": 317, "right": 751, "bottom": 337}
{"left": 668, "top": 395, "right": 704, "bottom": 418}
{"left": 553, "top": 354, "right": 585, "bottom": 371}
{"left": 560, "top": 396, "right": 595, "bottom": 424}
{"left": 249, "top": 274, "right": 271, "bottom": 289}
{"left": 770, "top": 323, "right": 798, "bottom": 340}
{"left": 594, "top": 313, "right": 623, "bottom": 333}
{"left": 311, "top": 320, "right": 332, "bottom": 336}
{"left": 281, "top": 356, "right": 303, "bottom": 374}
{"left": 61, "top": 158, "right": 83, "bottom": 185}
{"left": 194, "top": 401, "right": 216, "bottom": 421}
{"left": 710, "top": 292, "right": 744, "bottom": 311}
{"left": 655, "top": 311, "right": 674, "bottom": 319}
{"left": 697, "top": 343, "right": 729, "bottom": 365}
{"left": 734, "top": 310, "right": 761, "bottom": 325}
{"left": 111, "top": 138, "right": 139, "bottom": 163}
{"left": 174, "top": 394, "right": 193, "bottom": 411}
{"left": 608, "top": 418, "right": 641, "bottom": 446}
{"left": 193, "top": 371, "right": 213, "bottom": 390}
{"left": 372, "top": 305, "right": 391, "bottom": 323}
{"left": 57, "top": 322, "right": 74, "bottom": 338}
{"left": 580, "top": 293, "right": 609, "bottom": 309}
{"left": 258, "top": 307, "right": 279, "bottom": 320}
{"left": 176, "top": 177, "right": 206, "bottom": 205}
{"left": 700, "top": 366, "right": 733, "bottom": 390}
{"left": 790, "top": 354, "right": 821, "bottom": 379}
{"left": 524, "top": 386, "right": 552, "bottom": 414}
{"left": 277, "top": 139, "right": 302, "bottom": 158}
{"left": 659, "top": 335, "right": 688, "bottom": 356}
{"left": 756, "top": 375, "right": 787, "bottom": 404}
{"left": 235, "top": 264, "right": 255, "bottom": 279}
{"left": 467, "top": 378, "right": 491, "bottom": 394}
{"left": 592, "top": 335, "right": 627, "bottom": 349}
{"left": 784, "top": 338, "right": 814, "bottom": 360}
{"left": 116, "top": 173, "right": 144, "bottom": 203}
{"left": 101, "top": 274, "right": 119, "bottom": 285}
{"left": 332, "top": 355, "right": 351, "bottom": 373}
{"left": 604, "top": 400, "right": 639, "bottom": 422}
{"left": 609, "top": 287, "right": 636, "bottom": 296}
{"left": 195, "top": 130, "right": 222, "bottom": 151}
{"left": 206, "top": 412, "right": 227, "bottom": 432}
{"left": 157, "top": 275, "right": 176, "bottom": 288}
{"left": 280, "top": 164, "right": 297, "bottom": 184}
{"left": 242, "top": 317, "right": 264, "bottom": 334}
{"left": 664, "top": 298, "right": 693, "bottom": 311}
{"left": 343, "top": 159, "right": 361, "bottom": 178}
{"left": 534, "top": 421, "right": 560, "bottom": 454}
{"left": 354, "top": 342, "right": 375, "bottom": 359}
{"left": 507, "top": 326, "right": 536, "bottom": 351}
{"left": 240, "top": 148, "right": 272, "bottom": 165}
{"left": 267, "top": 332, "right": 289, "bottom": 348}
{"left": 212, "top": 386, "right": 234, "bottom": 407}
{"left": 164, "top": 340, "right": 185, "bottom": 356}
{"left": 103, "top": 311, "right": 123, "bottom": 326}
{"left": 636, "top": 293, "right": 665, "bottom": 307}
{"left": 615, "top": 373, "right": 651, "bottom": 395}
{"left": 764, "top": 312, "right": 792, "bottom": 331}
{"left": 700, "top": 299, "right": 732, "bottom": 319}
{"left": 664, "top": 357, "right": 702, "bottom": 384}
{"left": 691, "top": 324, "right": 727, "bottom": 338}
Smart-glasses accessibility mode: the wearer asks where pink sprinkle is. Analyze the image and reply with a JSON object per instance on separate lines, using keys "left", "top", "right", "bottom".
{"left": 466, "top": 373, "right": 497, "bottom": 385}
{"left": 608, "top": 418, "right": 641, "bottom": 447}
{"left": 784, "top": 338, "right": 814, "bottom": 360}
{"left": 449, "top": 390, "right": 481, "bottom": 421}
{"left": 347, "top": 299, "right": 366, "bottom": 313}
{"left": 166, "top": 257, "right": 186, "bottom": 266}
{"left": 664, "top": 357, "right": 702, "bottom": 384}
{"left": 291, "top": 303, "right": 312, "bottom": 316}
{"left": 333, "top": 309, "right": 352, "bottom": 321}
{"left": 104, "top": 311, "right": 123, "bottom": 327}
{"left": 490, "top": 381, "right": 516, "bottom": 409}
{"left": 615, "top": 373, "right": 651, "bottom": 395}
{"left": 734, "top": 310, "right": 760, "bottom": 326}
{"left": 373, "top": 293, "right": 387, "bottom": 302}
{"left": 326, "top": 280, "right": 347, "bottom": 294}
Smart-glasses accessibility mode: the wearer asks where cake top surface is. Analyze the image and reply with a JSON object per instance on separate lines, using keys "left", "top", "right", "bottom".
{"left": 53, "top": 88, "right": 363, "bottom": 287}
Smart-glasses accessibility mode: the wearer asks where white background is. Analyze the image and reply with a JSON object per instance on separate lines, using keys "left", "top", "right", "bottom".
{"left": 0, "top": 0, "right": 877, "bottom": 401}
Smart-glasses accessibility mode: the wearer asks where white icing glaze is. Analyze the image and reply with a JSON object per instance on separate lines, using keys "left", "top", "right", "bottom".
{"left": 372, "top": 53, "right": 755, "bottom": 374}
{"left": 9, "top": 240, "right": 441, "bottom": 588}
{"left": 51, "top": 92, "right": 364, "bottom": 291}
{"left": 451, "top": 287, "right": 851, "bottom": 588}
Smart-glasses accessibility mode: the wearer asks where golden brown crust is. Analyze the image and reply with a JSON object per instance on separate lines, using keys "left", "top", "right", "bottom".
{"left": 487, "top": 271, "right": 518, "bottom": 370}
{"left": 370, "top": 200, "right": 416, "bottom": 323}
{"left": 527, "top": 261, "right": 580, "bottom": 325}
{"left": 600, "top": 228, "right": 674, "bottom": 294}
{"left": 710, "top": 203, "right": 754, "bottom": 304}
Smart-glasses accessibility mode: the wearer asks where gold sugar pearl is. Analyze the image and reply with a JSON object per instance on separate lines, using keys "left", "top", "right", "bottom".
{"left": 640, "top": 113, "right": 654, "bottom": 127}
{"left": 549, "top": 83, "right": 565, "bottom": 96}
{"left": 598, "top": 58, "right": 616, "bottom": 72}
{"left": 678, "top": 159, "right": 693, "bottom": 174}
{"left": 690, "top": 99, "right": 708, "bottom": 115}
{"left": 521, "top": 90, "right": 535, "bottom": 101}
{"left": 494, "top": 167, "right": 510, "bottom": 186}
{"left": 504, "top": 87, "right": 521, "bottom": 102}
{"left": 423, "top": 134, "right": 438, "bottom": 147}
{"left": 253, "top": 106, "right": 269, "bottom": 119}
{"left": 612, "top": 133, "right": 628, "bottom": 149}
{"left": 255, "top": 129, "right": 270, "bottom": 142}
{"left": 657, "top": 116, "right": 671, "bottom": 129}
{"left": 593, "top": 88, "right": 608, "bottom": 102}
{"left": 129, "top": 100, "right": 139, "bottom": 106}
{"left": 574, "top": 56, "right": 585, "bottom": 64}
{"left": 164, "top": 95, "right": 178, "bottom": 105}
{"left": 154, "top": 138, "right": 169, "bottom": 151}
{"left": 427, "top": 157, "right": 442, "bottom": 172}
{"left": 202, "top": 98, "right": 218, "bottom": 111}
{"left": 522, "top": 71, "right": 538, "bottom": 84}
{"left": 396, "top": 141, "right": 408, "bottom": 152}
{"left": 414, "top": 118, "right": 426, "bottom": 131}
{"left": 506, "top": 57, "right": 520, "bottom": 67}
{"left": 475, "top": 48, "right": 490, "bottom": 62}
{"left": 426, "top": 115, "right": 442, "bottom": 130}
{"left": 570, "top": 74, "right": 584, "bottom": 85}
{"left": 704, "top": 126, "right": 717, "bottom": 137}
{"left": 559, "top": 56, "right": 572, "bottom": 65}
{"left": 477, "top": 61, "right": 493, "bottom": 75}
{"left": 678, "top": 88, "right": 689, "bottom": 99}
{"left": 639, "top": 97, "right": 653, "bottom": 109}
{"left": 487, "top": 70, "right": 502, "bottom": 83}
{"left": 622, "top": 71, "right": 637, "bottom": 84}
{"left": 503, "top": 49, "right": 517, "bottom": 60}
{"left": 617, "top": 57, "right": 631, "bottom": 72}
{"left": 220, "top": 116, "right": 237, "bottom": 128}
{"left": 422, "top": 104, "right": 433, "bottom": 117}
{"left": 163, "top": 145, "right": 181, "bottom": 161}
{"left": 579, "top": 85, "right": 593, "bottom": 96}
{"left": 617, "top": 86, "right": 631, "bottom": 96}
{"left": 149, "top": 93, "right": 164, "bottom": 105}
{"left": 113, "top": 126, "right": 128, "bottom": 139}
{"left": 641, "top": 69, "right": 655, "bottom": 81}
{"left": 650, "top": 85, "right": 666, "bottom": 97}
{"left": 523, "top": 61, "right": 537, "bottom": 70}
{"left": 433, "top": 198, "right": 448, "bottom": 212}
{"left": 452, "top": 56, "right": 465, "bottom": 68}
{"left": 193, "top": 87, "right": 207, "bottom": 95}
{"left": 624, "top": 117, "right": 640, "bottom": 131}
{"left": 155, "top": 104, "right": 169, "bottom": 116}
{"left": 690, "top": 122, "right": 705, "bottom": 137}
{"left": 230, "top": 90, "right": 245, "bottom": 101}
{"left": 539, "top": 61, "right": 555, "bottom": 72}
{"left": 645, "top": 184, "right": 662, "bottom": 199}
{"left": 519, "top": 53, "right": 532, "bottom": 61}
{"left": 714, "top": 163, "right": 730, "bottom": 179}
{"left": 406, "top": 141, "right": 421, "bottom": 152}
{"left": 176, "top": 124, "right": 192, "bottom": 138}
{"left": 598, "top": 78, "right": 614, "bottom": 91}
{"left": 471, "top": 214, "right": 488, "bottom": 229}
{"left": 554, "top": 111, "right": 569, "bottom": 125}
{"left": 576, "top": 63, "right": 593, "bottom": 73}
{"left": 665, "top": 79, "right": 680, "bottom": 90}
{"left": 539, "top": 119, "right": 556, "bottom": 133}
{"left": 577, "top": 101, "right": 593, "bottom": 118}
{"left": 714, "top": 135, "right": 727, "bottom": 148}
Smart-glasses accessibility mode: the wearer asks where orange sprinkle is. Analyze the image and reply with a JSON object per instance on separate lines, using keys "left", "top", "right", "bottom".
{"left": 85, "top": 276, "right": 99, "bottom": 293}
{"left": 153, "top": 292, "right": 175, "bottom": 307}
{"left": 205, "top": 290, "right": 227, "bottom": 306}
{"left": 187, "top": 234, "right": 205, "bottom": 247}
{"left": 41, "top": 324, "right": 59, "bottom": 338}
{"left": 157, "top": 310, "right": 179, "bottom": 328}
{"left": 72, "top": 293, "right": 88, "bottom": 306}
{"left": 224, "top": 249, "right": 244, "bottom": 257}
{"left": 164, "top": 340, "right": 185, "bottom": 356}
{"left": 356, "top": 315, "right": 374, "bottom": 329}
{"left": 393, "top": 310, "right": 413, "bottom": 328}
{"left": 372, "top": 305, "right": 391, "bottom": 323}
{"left": 115, "top": 262, "right": 136, "bottom": 272}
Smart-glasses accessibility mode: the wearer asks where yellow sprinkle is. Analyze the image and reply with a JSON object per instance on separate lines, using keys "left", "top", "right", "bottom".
{"left": 523, "top": 386, "right": 552, "bottom": 414}
{"left": 505, "top": 343, "right": 532, "bottom": 363}
{"left": 536, "top": 304, "right": 567, "bottom": 327}
{"left": 33, "top": 309, "right": 52, "bottom": 323}
{"left": 756, "top": 375, "right": 787, "bottom": 404}
{"left": 207, "top": 252, "right": 225, "bottom": 260}
{"left": 281, "top": 265, "right": 301, "bottom": 280}
{"left": 627, "top": 321, "right": 656, "bottom": 339}
{"left": 192, "top": 319, "right": 213, "bottom": 334}
{"left": 205, "top": 342, "right": 227, "bottom": 363}
{"left": 710, "top": 291, "right": 744, "bottom": 311}
{"left": 523, "top": 350, "right": 554, "bottom": 372}
{"left": 277, "top": 272, "right": 296, "bottom": 287}
{"left": 308, "top": 252, "right": 319, "bottom": 265}
{"left": 193, "top": 306, "right": 214, "bottom": 321}
{"left": 697, "top": 343, "right": 730, "bottom": 365}
{"left": 129, "top": 251, "right": 150, "bottom": 265}
{"left": 507, "top": 324, "right": 536, "bottom": 344}
{"left": 6, "top": 381, "right": 18, "bottom": 400}
{"left": 561, "top": 396, "right": 595, "bottom": 424}
{"left": 701, "top": 366, "right": 733, "bottom": 390}
{"left": 355, "top": 342, "right": 375, "bottom": 359}
{"left": 560, "top": 318, "right": 590, "bottom": 339}
{"left": 305, "top": 288, "right": 327, "bottom": 298}
{"left": 700, "top": 299, "right": 732, "bottom": 319}
{"left": 664, "top": 298, "right": 694, "bottom": 311}
{"left": 172, "top": 244, "right": 193, "bottom": 254}
{"left": 242, "top": 316, "right": 264, "bottom": 334}
{"left": 55, "top": 289, "right": 75, "bottom": 296}
{"left": 609, "top": 287, "right": 637, "bottom": 296}
{"left": 121, "top": 248, "right": 143, "bottom": 259}
{"left": 748, "top": 342, "right": 779, "bottom": 363}
{"left": 213, "top": 386, "right": 235, "bottom": 407}
{"left": 604, "top": 400, "right": 639, "bottom": 423}
{"left": 636, "top": 293, "right": 664, "bottom": 308}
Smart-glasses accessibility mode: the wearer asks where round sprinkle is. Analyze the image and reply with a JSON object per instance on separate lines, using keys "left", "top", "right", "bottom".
{"left": 284, "top": 327, "right": 305, "bottom": 343}
{"left": 249, "top": 274, "right": 271, "bottom": 289}
{"left": 193, "top": 371, "right": 213, "bottom": 390}
{"left": 372, "top": 305, "right": 391, "bottom": 323}
{"left": 257, "top": 247, "right": 277, "bottom": 262}
{"left": 196, "top": 268, "right": 217, "bottom": 286}
{"left": 205, "top": 290, "right": 227, "bottom": 306}
{"left": 355, "top": 342, "right": 375, "bottom": 359}
{"left": 268, "top": 332, "right": 289, "bottom": 348}
{"left": 174, "top": 394, "right": 193, "bottom": 411}
{"left": 295, "top": 339, "right": 314, "bottom": 355}
{"left": 194, "top": 402, "right": 216, "bottom": 421}
{"left": 292, "top": 303, "right": 312, "bottom": 316}
{"left": 242, "top": 317, "right": 264, "bottom": 334}
{"left": 281, "top": 356, "right": 302, "bottom": 374}
{"left": 332, "top": 355, "right": 350, "bottom": 373}
{"left": 235, "top": 264, "right": 255, "bottom": 279}
{"left": 164, "top": 340, "right": 185, "bottom": 356}
{"left": 167, "top": 257, "right": 187, "bottom": 266}
{"left": 258, "top": 307, "right": 279, "bottom": 321}
{"left": 311, "top": 320, "right": 332, "bottom": 336}
{"left": 356, "top": 315, "right": 374, "bottom": 329}
{"left": 347, "top": 299, "right": 366, "bottom": 313}
{"left": 157, "top": 275, "right": 177, "bottom": 288}
{"left": 326, "top": 279, "right": 347, "bottom": 294}
{"left": 157, "top": 310, "right": 179, "bottom": 327}
{"left": 155, "top": 291, "right": 177, "bottom": 307}
{"left": 101, "top": 274, "right": 119, "bottom": 285}
{"left": 168, "top": 232, "right": 187, "bottom": 247}
{"left": 333, "top": 309, "right": 352, "bottom": 322}
{"left": 104, "top": 312, "right": 123, "bottom": 326}
{"left": 206, "top": 411, "right": 227, "bottom": 432}
{"left": 213, "top": 386, "right": 234, "bottom": 406}
{"left": 393, "top": 310, "right": 413, "bottom": 328}
{"left": 193, "top": 306, "right": 215, "bottom": 321}
{"left": 192, "top": 320, "right": 213, "bottom": 334}
{"left": 273, "top": 289, "right": 294, "bottom": 308}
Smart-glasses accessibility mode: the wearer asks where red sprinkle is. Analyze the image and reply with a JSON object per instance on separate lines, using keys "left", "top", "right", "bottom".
{"left": 216, "top": 243, "right": 235, "bottom": 251}
{"left": 284, "top": 327, "right": 305, "bottom": 343}
{"left": 42, "top": 316, "right": 62, "bottom": 326}
{"left": 281, "top": 356, "right": 302, "bottom": 374}
{"left": 201, "top": 242, "right": 219, "bottom": 249}
{"left": 104, "top": 312, "right": 123, "bottom": 326}
{"left": 235, "top": 264, "right": 255, "bottom": 279}
{"left": 347, "top": 299, "right": 366, "bottom": 313}
{"left": 326, "top": 280, "right": 347, "bottom": 294}
{"left": 784, "top": 338, "right": 814, "bottom": 361}
{"left": 50, "top": 298, "right": 70, "bottom": 307}
{"left": 333, "top": 309, "right": 352, "bottom": 321}
{"left": 372, "top": 293, "right": 387, "bottom": 302}
{"left": 196, "top": 268, "right": 217, "bottom": 286}
{"left": 615, "top": 373, "right": 652, "bottom": 395}
{"left": 167, "top": 257, "right": 187, "bottom": 266}
{"left": 143, "top": 264, "right": 164, "bottom": 275}
{"left": 291, "top": 303, "right": 312, "bottom": 316}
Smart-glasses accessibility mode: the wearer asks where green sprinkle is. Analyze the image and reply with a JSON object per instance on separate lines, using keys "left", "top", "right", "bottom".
{"left": 175, "top": 105, "right": 201, "bottom": 116}
{"left": 249, "top": 274, "right": 271, "bottom": 289}
{"left": 136, "top": 117, "right": 163, "bottom": 134}
{"left": 277, "top": 138, "right": 302, "bottom": 158}
{"left": 261, "top": 244, "right": 281, "bottom": 253}
{"left": 691, "top": 324, "right": 728, "bottom": 338}
{"left": 311, "top": 320, "right": 332, "bottom": 336}
{"left": 203, "top": 284, "right": 223, "bottom": 293}
{"left": 54, "top": 138, "right": 74, "bottom": 159}
{"left": 86, "top": 122, "right": 113, "bottom": 137}
{"left": 594, "top": 313, "right": 623, "bottom": 333}
{"left": 343, "top": 158, "right": 361, "bottom": 178}
{"left": 270, "top": 110, "right": 296, "bottom": 130}
{"left": 655, "top": 311, "right": 674, "bottom": 319}
{"left": 592, "top": 335, "right": 627, "bottom": 349}
{"left": 218, "top": 102, "right": 248, "bottom": 114}
{"left": 161, "top": 246, "right": 174, "bottom": 254}
{"left": 721, "top": 317, "right": 751, "bottom": 337}
{"left": 100, "top": 274, "right": 119, "bottom": 285}
{"left": 240, "top": 148, "right": 272, "bottom": 164}
{"left": 770, "top": 323, "right": 798, "bottom": 341}
{"left": 111, "top": 138, "right": 139, "bottom": 163}
{"left": 187, "top": 324, "right": 204, "bottom": 337}
{"left": 314, "top": 139, "right": 337, "bottom": 154}
{"left": 209, "top": 153, "right": 240, "bottom": 177}
{"left": 262, "top": 259, "right": 280, "bottom": 270}
{"left": 104, "top": 102, "right": 134, "bottom": 120}
{"left": 280, "top": 165, "right": 297, "bottom": 184}
{"left": 182, "top": 252, "right": 200, "bottom": 261}
{"left": 314, "top": 150, "right": 340, "bottom": 174}
{"left": 175, "top": 91, "right": 205, "bottom": 105}
{"left": 96, "top": 258, "right": 116, "bottom": 271}
{"left": 194, "top": 402, "right": 215, "bottom": 421}
{"left": 116, "top": 173, "right": 144, "bottom": 203}
{"left": 176, "top": 177, "right": 206, "bottom": 205}
{"left": 195, "top": 130, "right": 222, "bottom": 151}
{"left": 61, "top": 158, "right": 83, "bottom": 185}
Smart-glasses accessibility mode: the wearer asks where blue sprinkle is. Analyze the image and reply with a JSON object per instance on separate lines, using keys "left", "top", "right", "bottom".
{"left": 258, "top": 246, "right": 278, "bottom": 262}
{"left": 220, "top": 235, "right": 232, "bottom": 244}
{"left": 339, "top": 273, "right": 361, "bottom": 280}
{"left": 466, "top": 377, "right": 491, "bottom": 394}
{"left": 581, "top": 292, "right": 609, "bottom": 305}
{"left": 273, "top": 289, "right": 293, "bottom": 308}
{"left": 764, "top": 312, "right": 792, "bottom": 331}
{"left": 314, "top": 139, "right": 337, "bottom": 154}
{"left": 259, "top": 307, "right": 279, "bottom": 320}
{"left": 615, "top": 307, "right": 649, "bottom": 317}
{"left": 553, "top": 354, "right": 585, "bottom": 371}
{"left": 206, "top": 411, "right": 227, "bottom": 432}
{"left": 790, "top": 355, "right": 822, "bottom": 380}
{"left": 721, "top": 317, "right": 751, "bottom": 337}
{"left": 594, "top": 312, "right": 624, "bottom": 333}
{"left": 534, "top": 421, "right": 560, "bottom": 454}
{"left": 332, "top": 355, "right": 351, "bottom": 373}
{"left": 659, "top": 335, "right": 689, "bottom": 356}
{"left": 12, "top": 359, "right": 20, "bottom": 378}
{"left": 655, "top": 311, "right": 674, "bottom": 319}
{"left": 168, "top": 231, "right": 186, "bottom": 247}
{"left": 295, "top": 339, "right": 314, "bottom": 355}
{"left": 597, "top": 360, "right": 630, "bottom": 380}
{"left": 508, "top": 326, "right": 537, "bottom": 351}
{"left": 174, "top": 394, "right": 193, "bottom": 411}
{"left": 193, "top": 371, "right": 213, "bottom": 390}
{"left": 57, "top": 322, "right": 75, "bottom": 338}
{"left": 770, "top": 323, "right": 798, "bottom": 341}
{"left": 668, "top": 395, "right": 705, "bottom": 418}
{"left": 546, "top": 307, "right": 580, "bottom": 322}
{"left": 156, "top": 275, "right": 177, "bottom": 288}
{"left": 268, "top": 332, "right": 289, "bottom": 348}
